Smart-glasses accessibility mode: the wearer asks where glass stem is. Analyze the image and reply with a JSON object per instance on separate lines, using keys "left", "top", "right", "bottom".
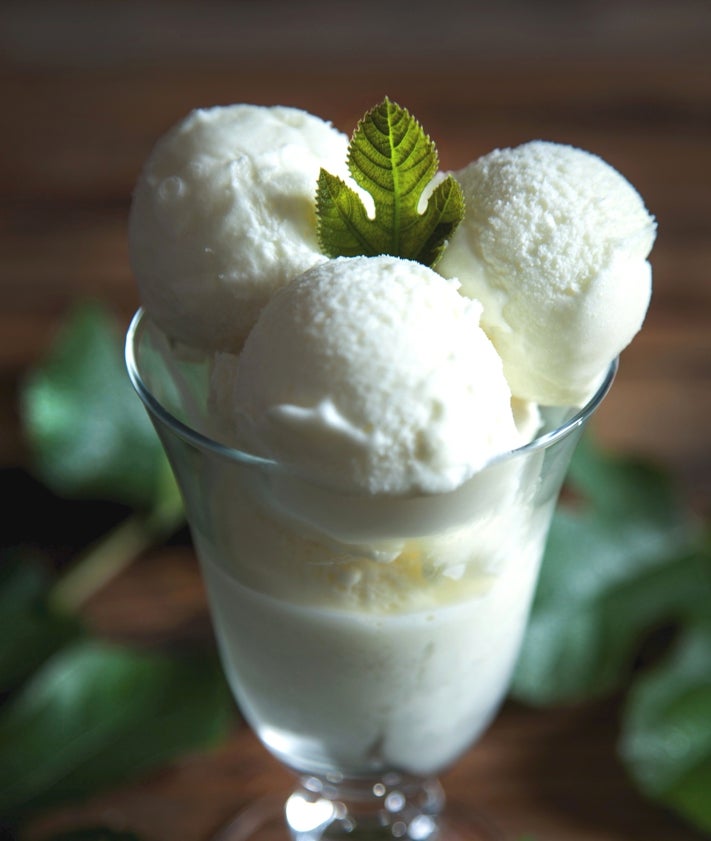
{"left": 285, "top": 773, "right": 445, "bottom": 841}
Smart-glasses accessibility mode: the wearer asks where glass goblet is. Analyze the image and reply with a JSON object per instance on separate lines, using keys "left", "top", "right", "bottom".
{"left": 126, "top": 309, "right": 616, "bottom": 841}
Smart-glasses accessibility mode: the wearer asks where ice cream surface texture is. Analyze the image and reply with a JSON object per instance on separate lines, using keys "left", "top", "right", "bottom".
{"left": 222, "top": 254, "right": 526, "bottom": 495}
{"left": 128, "top": 104, "right": 348, "bottom": 353}
{"left": 437, "top": 140, "right": 656, "bottom": 405}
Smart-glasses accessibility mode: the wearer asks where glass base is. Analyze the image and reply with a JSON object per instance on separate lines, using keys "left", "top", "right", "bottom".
{"left": 212, "top": 776, "right": 505, "bottom": 841}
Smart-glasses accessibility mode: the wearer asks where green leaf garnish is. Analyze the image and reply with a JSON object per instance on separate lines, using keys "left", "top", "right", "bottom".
{"left": 316, "top": 97, "right": 464, "bottom": 267}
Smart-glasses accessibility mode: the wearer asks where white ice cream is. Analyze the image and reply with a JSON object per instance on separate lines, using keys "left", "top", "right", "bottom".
{"left": 176, "top": 382, "right": 560, "bottom": 775}
{"left": 128, "top": 104, "right": 349, "bottom": 353}
{"left": 437, "top": 141, "right": 656, "bottom": 405}
{"left": 220, "top": 254, "right": 527, "bottom": 495}
{"left": 183, "top": 254, "right": 556, "bottom": 776}
{"left": 129, "top": 111, "right": 647, "bottom": 781}
{"left": 198, "top": 489, "right": 548, "bottom": 776}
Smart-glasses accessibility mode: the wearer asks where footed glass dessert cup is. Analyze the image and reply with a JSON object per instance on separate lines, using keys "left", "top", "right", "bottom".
{"left": 126, "top": 309, "right": 616, "bottom": 841}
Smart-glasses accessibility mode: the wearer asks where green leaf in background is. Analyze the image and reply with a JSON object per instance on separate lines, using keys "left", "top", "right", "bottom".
{"left": 0, "top": 553, "right": 83, "bottom": 693}
{"left": 566, "top": 435, "right": 690, "bottom": 530}
{"left": 21, "top": 302, "right": 175, "bottom": 512}
{"left": 512, "top": 436, "right": 698, "bottom": 705}
{"left": 620, "top": 582, "right": 711, "bottom": 836}
{"left": 0, "top": 640, "right": 234, "bottom": 822}
{"left": 18, "top": 302, "right": 184, "bottom": 614}
{"left": 316, "top": 97, "right": 465, "bottom": 267}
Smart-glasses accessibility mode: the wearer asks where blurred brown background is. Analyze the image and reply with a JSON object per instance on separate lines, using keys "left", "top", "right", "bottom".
{"left": 2, "top": 0, "right": 710, "bottom": 511}
{"left": 1, "top": 2, "right": 710, "bottom": 839}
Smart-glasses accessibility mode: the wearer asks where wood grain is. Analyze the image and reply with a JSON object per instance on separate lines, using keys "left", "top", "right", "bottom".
{"left": 24, "top": 549, "right": 709, "bottom": 841}
{"left": 2, "top": 2, "right": 710, "bottom": 839}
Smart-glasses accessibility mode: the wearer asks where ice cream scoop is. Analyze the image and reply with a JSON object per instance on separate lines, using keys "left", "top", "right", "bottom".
{"left": 126, "top": 102, "right": 633, "bottom": 791}
{"left": 437, "top": 140, "right": 656, "bottom": 405}
{"left": 221, "top": 254, "right": 526, "bottom": 495}
{"left": 128, "top": 104, "right": 349, "bottom": 353}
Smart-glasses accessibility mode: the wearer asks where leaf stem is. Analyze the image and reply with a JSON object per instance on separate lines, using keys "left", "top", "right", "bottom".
{"left": 385, "top": 99, "right": 402, "bottom": 254}
{"left": 49, "top": 500, "right": 184, "bottom": 615}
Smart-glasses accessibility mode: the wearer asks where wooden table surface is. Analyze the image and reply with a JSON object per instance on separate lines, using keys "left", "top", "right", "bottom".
{"left": 2, "top": 2, "right": 710, "bottom": 840}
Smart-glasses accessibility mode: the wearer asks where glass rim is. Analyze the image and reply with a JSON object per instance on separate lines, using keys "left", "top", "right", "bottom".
{"left": 125, "top": 307, "right": 618, "bottom": 474}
